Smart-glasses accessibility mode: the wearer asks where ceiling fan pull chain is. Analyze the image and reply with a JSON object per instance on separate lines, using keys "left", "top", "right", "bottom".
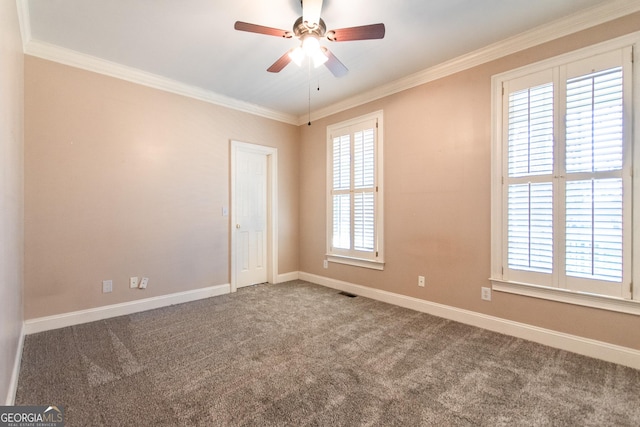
{"left": 308, "top": 83, "right": 311, "bottom": 126}
{"left": 308, "top": 61, "right": 312, "bottom": 126}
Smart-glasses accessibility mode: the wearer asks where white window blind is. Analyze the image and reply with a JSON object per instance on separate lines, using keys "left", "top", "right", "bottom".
{"left": 507, "top": 84, "right": 554, "bottom": 177}
{"left": 565, "top": 68, "right": 623, "bottom": 173}
{"left": 507, "top": 182, "right": 553, "bottom": 273}
{"left": 506, "top": 82, "right": 555, "bottom": 276}
{"left": 493, "top": 43, "right": 634, "bottom": 305}
{"left": 327, "top": 112, "right": 384, "bottom": 269}
{"left": 354, "top": 129, "right": 375, "bottom": 252}
{"left": 565, "top": 67, "right": 624, "bottom": 284}
{"left": 565, "top": 178, "right": 623, "bottom": 282}
{"left": 332, "top": 134, "right": 351, "bottom": 250}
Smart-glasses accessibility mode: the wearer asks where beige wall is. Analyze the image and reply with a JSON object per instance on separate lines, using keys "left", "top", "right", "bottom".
{"left": 0, "top": 0, "right": 25, "bottom": 404}
{"left": 24, "top": 57, "right": 299, "bottom": 319}
{"left": 299, "top": 13, "right": 640, "bottom": 350}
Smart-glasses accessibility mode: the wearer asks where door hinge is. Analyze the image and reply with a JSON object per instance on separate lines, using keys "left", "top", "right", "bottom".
{"left": 375, "top": 251, "right": 379, "bottom": 257}
{"left": 631, "top": 282, "right": 634, "bottom": 295}
{"left": 376, "top": 186, "right": 378, "bottom": 192}
{"left": 501, "top": 267, "right": 504, "bottom": 276}
{"left": 502, "top": 84, "right": 505, "bottom": 96}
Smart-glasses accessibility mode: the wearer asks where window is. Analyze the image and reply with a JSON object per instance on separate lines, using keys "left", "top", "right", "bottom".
{"left": 326, "top": 111, "right": 384, "bottom": 270}
{"left": 491, "top": 36, "right": 640, "bottom": 314}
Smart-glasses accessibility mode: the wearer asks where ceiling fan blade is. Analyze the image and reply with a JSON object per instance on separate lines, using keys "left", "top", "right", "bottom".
{"left": 234, "top": 21, "right": 292, "bottom": 38}
{"left": 326, "top": 23, "right": 386, "bottom": 42}
{"left": 322, "top": 47, "right": 348, "bottom": 78}
{"left": 302, "top": 0, "right": 323, "bottom": 26}
{"left": 267, "top": 51, "right": 293, "bottom": 73}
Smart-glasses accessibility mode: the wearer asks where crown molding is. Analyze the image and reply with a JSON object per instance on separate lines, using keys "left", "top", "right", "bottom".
{"left": 15, "top": 0, "right": 31, "bottom": 50}
{"left": 302, "top": 0, "right": 640, "bottom": 124}
{"left": 18, "top": 0, "right": 297, "bottom": 124}
{"left": 17, "top": 0, "right": 640, "bottom": 127}
{"left": 23, "top": 40, "right": 299, "bottom": 125}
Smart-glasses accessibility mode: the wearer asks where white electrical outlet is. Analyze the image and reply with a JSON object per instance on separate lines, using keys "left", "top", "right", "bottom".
{"left": 130, "top": 277, "right": 139, "bottom": 289}
{"left": 323, "top": 260, "right": 329, "bottom": 269}
{"left": 102, "top": 280, "right": 113, "bottom": 293}
{"left": 139, "top": 277, "right": 149, "bottom": 289}
{"left": 481, "top": 287, "right": 492, "bottom": 301}
{"left": 418, "top": 276, "right": 425, "bottom": 287}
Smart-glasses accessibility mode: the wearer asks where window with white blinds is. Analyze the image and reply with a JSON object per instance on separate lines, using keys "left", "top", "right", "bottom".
{"left": 565, "top": 67, "right": 624, "bottom": 285}
{"left": 327, "top": 111, "right": 384, "bottom": 269}
{"left": 491, "top": 41, "right": 637, "bottom": 310}
{"left": 506, "top": 82, "right": 554, "bottom": 278}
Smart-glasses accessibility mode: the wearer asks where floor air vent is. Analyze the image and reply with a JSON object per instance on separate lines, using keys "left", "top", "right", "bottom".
{"left": 338, "top": 291, "right": 357, "bottom": 298}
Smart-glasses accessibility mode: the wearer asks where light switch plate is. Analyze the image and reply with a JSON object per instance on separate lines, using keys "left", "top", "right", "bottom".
{"left": 102, "top": 280, "right": 113, "bottom": 293}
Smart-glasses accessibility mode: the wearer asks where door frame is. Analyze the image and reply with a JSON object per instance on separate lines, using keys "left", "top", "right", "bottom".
{"left": 230, "top": 140, "right": 278, "bottom": 293}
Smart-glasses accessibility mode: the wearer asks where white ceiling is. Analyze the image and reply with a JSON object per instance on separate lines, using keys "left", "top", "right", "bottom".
{"left": 21, "top": 0, "right": 637, "bottom": 123}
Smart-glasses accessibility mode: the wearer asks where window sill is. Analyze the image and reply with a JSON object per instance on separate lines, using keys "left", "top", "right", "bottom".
{"left": 490, "top": 278, "right": 640, "bottom": 316}
{"left": 327, "top": 255, "right": 385, "bottom": 271}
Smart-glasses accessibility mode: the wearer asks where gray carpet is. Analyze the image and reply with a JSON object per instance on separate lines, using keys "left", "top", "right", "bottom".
{"left": 16, "top": 281, "right": 640, "bottom": 426}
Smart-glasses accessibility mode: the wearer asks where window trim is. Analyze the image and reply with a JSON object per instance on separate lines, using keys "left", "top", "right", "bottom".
{"left": 490, "top": 32, "right": 640, "bottom": 314}
{"left": 326, "top": 110, "right": 384, "bottom": 270}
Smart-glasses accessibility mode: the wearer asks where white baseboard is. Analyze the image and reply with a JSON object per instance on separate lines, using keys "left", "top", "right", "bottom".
{"left": 276, "top": 271, "right": 300, "bottom": 283}
{"left": 299, "top": 272, "right": 640, "bottom": 370}
{"left": 24, "top": 284, "right": 231, "bottom": 335}
{"left": 5, "top": 324, "right": 25, "bottom": 405}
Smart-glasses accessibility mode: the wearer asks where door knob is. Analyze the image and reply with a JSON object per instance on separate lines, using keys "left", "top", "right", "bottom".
{"left": 236, "top": 224, "right": 241, "bottom": 229}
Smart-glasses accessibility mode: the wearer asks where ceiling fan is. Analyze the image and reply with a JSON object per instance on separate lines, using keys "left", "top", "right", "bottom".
{"left": 234, "top": 0, "right": 385, "bottom": 77}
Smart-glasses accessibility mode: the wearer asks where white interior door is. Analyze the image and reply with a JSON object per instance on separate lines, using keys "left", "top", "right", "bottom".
{"left": 234, "top": 149, "right": 268, "bottom": 288}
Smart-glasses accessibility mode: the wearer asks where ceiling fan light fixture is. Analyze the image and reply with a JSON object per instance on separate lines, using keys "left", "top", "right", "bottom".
{"left": 301, "top": 35, "right": 327, "bottom": 68}
{"left": 302, "top": 36, "right": 320, "bottom": 56}
{"left": 288, "top": 46, "right": 305, "bottom": 66}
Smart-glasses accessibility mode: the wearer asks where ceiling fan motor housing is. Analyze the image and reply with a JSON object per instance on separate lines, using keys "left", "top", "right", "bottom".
{"left": 294, "top": 16, "right": 326, "bottom": 39}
